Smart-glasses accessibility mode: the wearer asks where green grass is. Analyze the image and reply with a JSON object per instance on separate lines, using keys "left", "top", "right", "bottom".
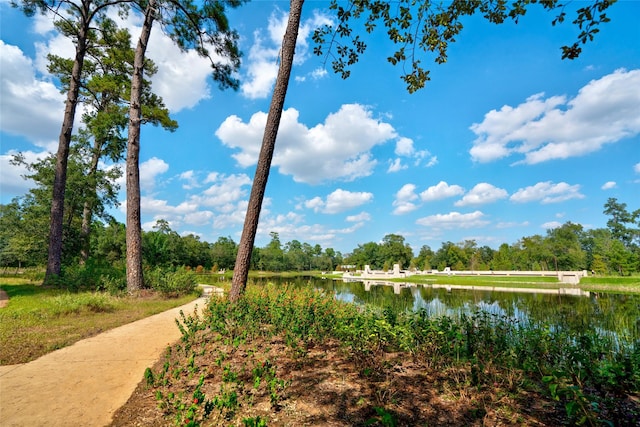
{"left": 579, "top": 276, "right": 640, "bottom": 294}
{"left": 0, "top": 278, "right": 198, "bottom": 365}
{"left": 580, "top": 275, "right": 640, "bottom": 285}
{"left": 400, "top": 274, "right": 640, "bottom": 293}
{"left": 397, "top": 274, "right": 561, "bottom": 286}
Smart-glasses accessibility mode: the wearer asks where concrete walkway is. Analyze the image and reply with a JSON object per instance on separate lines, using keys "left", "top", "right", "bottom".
{"left": 0, "top": 291, "right": 213, "bottom": 426}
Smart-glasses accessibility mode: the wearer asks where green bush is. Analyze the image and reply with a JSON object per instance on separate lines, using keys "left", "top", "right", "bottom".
{"left": 146, "top": 267, "right": 198, "bottom": 297}
{"left": 53, "top": 259, "right": 126, "bottom": 293}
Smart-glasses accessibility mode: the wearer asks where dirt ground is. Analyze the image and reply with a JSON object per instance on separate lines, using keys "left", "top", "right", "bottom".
{"left": 111, "top": 333, "right": 569, "bottom": 426}
{"left": 0, "top": 296, "right": 208, "bottom": 426}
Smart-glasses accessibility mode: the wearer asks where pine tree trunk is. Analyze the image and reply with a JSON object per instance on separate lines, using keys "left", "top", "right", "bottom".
{"left": 229, "top": 0, "right": 304, "bottom": 302}
{"left": 44, "top": 22, "right": 89, "bottom": 282}
{"left": 126, "top": 1, "right": 155, "bottom": 293}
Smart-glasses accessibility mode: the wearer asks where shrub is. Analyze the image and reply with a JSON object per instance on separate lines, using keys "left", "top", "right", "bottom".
{"left": 146, "top": 267, "right": 198, "bottom": 297}
{"left": 53, "top": 259, "right": 126, "bottom": 292}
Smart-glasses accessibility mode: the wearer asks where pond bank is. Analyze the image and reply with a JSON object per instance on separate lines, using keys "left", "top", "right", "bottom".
{"left": 353, "top": 279, "right": 592, "bottom": 296}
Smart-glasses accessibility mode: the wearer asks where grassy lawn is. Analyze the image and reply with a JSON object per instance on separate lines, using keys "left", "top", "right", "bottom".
{"left": 579, "top": 275, "right": 640, "bottom": 293}
{"left": 0, "top": 278, "right": 198, "bottom": 365}
{"left": 396, "top": 274, "right": 640, "bottom": 293}
{"left": 400, "top": 274, "right": 560, "bottom": 286}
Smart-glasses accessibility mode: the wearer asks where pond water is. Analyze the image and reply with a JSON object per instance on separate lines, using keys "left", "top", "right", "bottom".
{"left": 251, "top": 276, "right": 640, "bottom": 349}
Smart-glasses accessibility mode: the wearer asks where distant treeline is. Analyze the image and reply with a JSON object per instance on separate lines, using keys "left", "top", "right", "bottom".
{"left": 1, "top": 198, "right": 638, "bottom": 276}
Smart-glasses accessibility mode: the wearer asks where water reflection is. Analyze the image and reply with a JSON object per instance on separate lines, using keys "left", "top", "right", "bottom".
{"left": 251, "top": 276, "right": 640, "bottom": 348}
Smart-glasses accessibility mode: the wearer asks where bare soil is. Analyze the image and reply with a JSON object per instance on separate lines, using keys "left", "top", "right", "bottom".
{"left": 111, "top": 332, "right": 572, "bottom": 426}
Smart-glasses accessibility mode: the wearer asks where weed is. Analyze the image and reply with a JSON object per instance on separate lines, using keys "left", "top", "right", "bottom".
{"left": 243, "top": 416, "right": 268, "bottom": 427}
{"left": 365, "top": 406, "right": 398, "bottom": 427}
{"left": 144, "top": 367, "right": 155, "bottom": 386}
{"left": 222, "top": 364, "right": 238, "bottom": 383}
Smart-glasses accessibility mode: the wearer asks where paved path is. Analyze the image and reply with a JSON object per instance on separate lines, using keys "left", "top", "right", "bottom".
{"left": 0, "top": 290, "right": 215, "bottom": 426}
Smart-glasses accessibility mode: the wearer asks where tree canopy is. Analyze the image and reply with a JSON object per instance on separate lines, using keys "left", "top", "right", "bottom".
{"left": 313, "top": 0, "right": 617, "bottom": 92}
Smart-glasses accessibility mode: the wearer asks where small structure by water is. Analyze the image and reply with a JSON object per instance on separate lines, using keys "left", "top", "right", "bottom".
{"left": 346, "top": 279, "right": 590, "bottom": 296}
{"left": 342, "top": 264, "right": 588, "bottom": 284}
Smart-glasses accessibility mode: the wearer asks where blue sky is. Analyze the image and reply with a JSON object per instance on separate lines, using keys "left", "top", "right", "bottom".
{"left": 1, "top": 0, "right": 639, "bottom": 255}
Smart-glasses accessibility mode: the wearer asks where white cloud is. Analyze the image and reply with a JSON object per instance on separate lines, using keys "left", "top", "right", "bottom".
{"left": 240, "top": 9, "right": 332, "bottom": 99}
{"left": 33, "top": 13, "right": 56, "bottom": 35}
{"left": 295, "top": 67, "right": 329, "bottom": 83}
{"left": 213, "top": 200, "right": 249, "bottom": 229}
{"left": 190, "top": 173, "right": 252, "bottom": 207}
{"left": 0, "top": 41, "right": 64, "bottom": 149}
{"left": 420, "top": 181, "right": 465, "bottom": 202}
{"left": 392, "top": 184, "right": 419, "bottom": 215}
{"left": 416, "top": 211, "right": 490, "bottom": 229}
{"left": 240, "top": 29, "right": 279, "bottom": 99}
{"left": 601, "top": 181, "right": 616, "bottom": 190}
{"left": 240, "top": 218, "right": 346, "bottom": 248}
{"left": 424, "top": 155, "right": 438, "bottom": 167}
{"left": 0, "top": 6, "right": 216, "bottom": 161}
{"left": 455, "top": 183, "right": 508, "bottom": 206}
{"left": 541, "top": 221, "right": 562, "bottom": 230}
{"left": 179, "top": 170, "right": 201, "bottom": 190}
{"left": 35, "top": 8, "right": 218, "bottom": 113}
{"left": 216, "top": 104, "right": 399, "bottom": 184}
{"left": 387, "top": 158, "right": 407, "bottom": 173}
{"left": 392, "top": 137, "right": 437, "bottom": 168}
{"left": 112, "top": 10, "right": 213, "bottom": 112}
{"left": 251, "top": 208, "right": 365, "bottom": 248}
{"left": 395, "top": 137, "right": 415, "bottom": 156}
{"left": 470, "top": 69, "right": 640, "bottom": 164}
{"left": 139, "top": 157, "right": 169, "bottom": 192}
{"left": 256, "top": 211, "right": 306, "bottom": 238}
{"left": 326, "top": 189, "right": 375, "bottom": 214}
{"left": 496, "top": 221, "right": 530, "bottom": 229}
{"left": 310, "top": 68, "right": 328, "bottom": 79}
{"left": 510, "top": 181, "right": 584, "bottom": 204}
{"left": 304, "top": 197, "right": 325, "bottom": 212}
{"left": 183, "top": 211, "right": 214, "bottom": 226}
{"left": 121, "top": 171, "right": 252, "bottom": 231}
{"left": 346, "top": 212, "right": 371, "bottom": 222}
{"left": 303, "top": 189, "right": 373, "bottom": 214}
{"left": 146, "top": 34, "right": 213, "bottom": 112}
{"left": 34, "top": 35, "right": 75, "bottom": 77}
{"left": 634, "top": 162, "right": 640, "bottom": 174}
{"left": 0, "top": 150, "right": 48, "bottom": 198}
{"left": 140, "top": 196, "right": 198, "bottom": 216}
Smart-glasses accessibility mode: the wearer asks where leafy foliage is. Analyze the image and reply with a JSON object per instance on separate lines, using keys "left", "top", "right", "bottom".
{"left": 313, "top": 0, "right": 617, "bottom": 93}
{"left": 145, "top": 267, "right": 199, "bottom": 297}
